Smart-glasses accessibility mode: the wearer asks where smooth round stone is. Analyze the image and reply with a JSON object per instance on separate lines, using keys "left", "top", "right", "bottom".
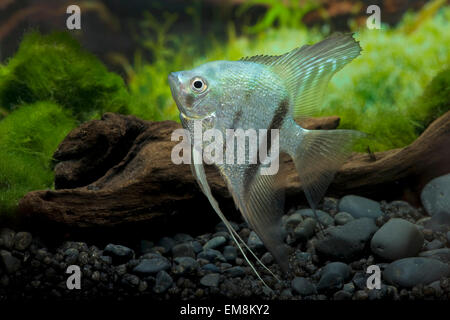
{"left": 247, "top": 231, "right": 264, "bottom": 251}
{"left": 295, "top": 251, "right": 311, "bottom": 263}
{"left": 223, "top": 266, "right": 245, "bottom": 277}
{"left": 383, "top": 257, "right": 450, "bottom": 288}
{"left": 223, "top": 246, "right": 237, "bottom": 263}
{"left": 0, "top": 250, "right": 21, "bottom": 274}
{"left": 297, "top": 209, "right": 334, "bottom": 226}
{"left": 320, "top": 262, "right": 351, "bottom": 281}
{"left": 370, "top": 218, "right": 423, "bottom": 261}
{"left": 317, "top": 272, "right": 344, "bottom": 293}
{"left": 316, "top": 218, "right": 379, "bottom": 261}
{"left": 156, "top": 237, "right": 176, "bottom": 253}
{"left": 333, "top": 290, "right": 352, "bottom": 300}
{"left": 132, "top": 256, "right": 170, "bottom": 275}
{"left": 343, "top": 282, "right": 355, "bottom": 294}
{"left": 202, "top": 263, "right": 220, "bottom": 273}
{"left": 352, "top": 272, "right": 370, "bottom": 290}
{"left": 426, "top": 239, "right": 444, "bottom": 251}
{"left": 294, "top": 218, "right": 316, "bottom": 241}
{"left": 334, "top": 212, "right": 354, "bottom": 226}
{"left": 291, "top": 277, "right": 316, "bottom": 296}
{"left": 190, "top": 241, "right": 203, "bottom": 254}
{"left": 200, "top": 273, "right": 221, "bottom": 287}
{"left": 338, "top": 195, "right": 383, "bottom": 219}
{"left": 0, "top": 229, "right": 15, "bottom": 249}
{"left": 261, "top": 252, "right": 274, "bottom": 265}
{"left": 153, "top": 270, "right": 173, "bottom": 293}
{"left": 197, "top": 249, "right": 226, "bottom": 262}
{"left": 421, "top": 173, "right": 450, "bottom": 216}
{"left": 172, "top": 242, "right": 195, "bottom": 259}
{"left": 424, "top": 211, "right": 450, "bottom": 232}
{"left": 203, "top": 236, "right": 227, "bottom": 250}
{"left": 13, "top": 232, "right": 32, "bottom": 251}
{"left": 103, "top": 244, "right": 134, "bottom": 265}
{"left": 285, "top": 213, "right": 303, "bottom": 231}
{"left": 419, "top": 248, "right": 450, "bottom": 263}
{"left": 173, "top": 257, "right": 199, "bottom": 274}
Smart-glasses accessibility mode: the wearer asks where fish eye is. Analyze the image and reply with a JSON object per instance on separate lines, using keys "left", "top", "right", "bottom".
{"left": 191, "top": 77, "right": 207, "bottom": 93}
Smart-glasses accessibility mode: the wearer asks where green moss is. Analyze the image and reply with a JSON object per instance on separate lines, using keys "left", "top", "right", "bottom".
{"left": 409, "top": 67, "right": 450, "bottom": 133}
{"left": 0, "top": 102, "right": 76, "bottom": 216}
{"left": 0, "top": 32, "right": 130, "bottom": 121}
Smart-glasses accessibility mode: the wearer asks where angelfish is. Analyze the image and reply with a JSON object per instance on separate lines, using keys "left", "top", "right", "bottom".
{"left": 168, "top": 33, "right": 363, "bottom": 285}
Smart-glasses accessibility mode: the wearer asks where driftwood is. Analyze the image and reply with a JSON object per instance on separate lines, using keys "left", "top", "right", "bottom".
{"left": 18, "top": 112, "right": 450, "bottom": 229}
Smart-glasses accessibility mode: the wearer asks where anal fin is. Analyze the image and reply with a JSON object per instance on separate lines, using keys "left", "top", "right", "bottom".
{"left": 291, "top": 128, "right": 365, "bottom": 226}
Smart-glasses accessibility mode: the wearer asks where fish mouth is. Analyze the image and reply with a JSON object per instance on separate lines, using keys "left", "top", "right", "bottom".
{"left": 180, "top": 110, "right": 216, "bottom": 121}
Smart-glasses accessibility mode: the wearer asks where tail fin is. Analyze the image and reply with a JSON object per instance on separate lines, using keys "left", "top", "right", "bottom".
{"left": 292, "top": 128, "right": 365, "bottom": 227}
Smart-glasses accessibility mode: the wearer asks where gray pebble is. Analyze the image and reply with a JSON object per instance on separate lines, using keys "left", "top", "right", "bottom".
{"left": 200, "top": 273, "right": 221, "bottom": 287}
{"left": 223, "top": 266, "right": 245, "bottom": 277}
{"left": 297, "top": 209, "right": 334, "bottom": 226}
{"left": 197, "top": 249, "right": 226, "bottom": 263}
{"left": 285, "top": 213, "right": 303, "bottom": 231}
{"left": 247, "top": 231, "right": 264, "bottom": 251}
{"left": 339, "top": 195, "right": 383, "bottom": 219}
{"left": 0, "top": 229, "right": 15, "bottom": 249}
{"left": 294, "top": 218, "right": 316, "bottom": 241}
{"left": 202, "top": 263, "right": 220, "bottom": 273}
{"left": 421, "top": 173, "right": 450, "bottom": 217}
{"left": 132, "top": 256, "right": 170, "bottom": 275}
{"left": 384, "top": 257, "right": 450, "bottom": 288}
{"left": 0, "top": 250, "right": 21, "bottom": 274}
{"left": 156, "top": 237, "right": 176, "bottom": 253}
{"left": 426, "top": 239, "right": 444, "bottom": 251}
{"left": 203, "top": 236, "right": 227, "bottom": 250}
{"left": 370, "top": 218, "right": 423, "bottom": 260}
{"left": 122, "top": 273, "right": 140, "bottom": 287}
{"left": 261, "top": 252, "right": 274, "bottom": 265}
{"left": 334, "top": 212, "right": 354, "bottom": 225}
{"left": 104, "top": 244, "right": 134, "bottom": 265}
{"left": 191, "top": 241, "right": 203, "bottom": 254}
{"left": 154, "top": 270, "right": 173, "bottom": 293}
{"left": 317, "top": 272, "right": 344, "bottom": 293}
{"left": 419, "top": 248, "right": 450, "bottom": 263}
{"left": 316, "top": 218, "right": 378, "bottom": 261}
{"left": 320, "top": 262, "right": 351, "bottom": 281}
{"left": 343, "top": 282, "right": 355, "bottom": 294}
{"left": 172, "top": 242, "right": 195, "bottom": 259}
{"left": 173, "top": 257, "right": 199, "bottom": 275}
{"left": 291, "top": 277, "right": 316, "bottom": 296}
{"left": 333, "top": 290, "right": 352, "bottom": 300}
{"left": 223, "top": 246, "right": 237, "bottom": 263}
{"left": 13, "top": 232, "right": 32, "bottom": 251}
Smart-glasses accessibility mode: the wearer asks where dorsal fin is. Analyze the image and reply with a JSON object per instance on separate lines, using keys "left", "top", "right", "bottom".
{"left": 240, "top": 33, "right": 361, "bottom": 121}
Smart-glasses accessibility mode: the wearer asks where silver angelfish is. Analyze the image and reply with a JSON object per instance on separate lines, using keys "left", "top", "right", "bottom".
{"left": 168, "top": 33, "right": 364, "bottom": 286}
